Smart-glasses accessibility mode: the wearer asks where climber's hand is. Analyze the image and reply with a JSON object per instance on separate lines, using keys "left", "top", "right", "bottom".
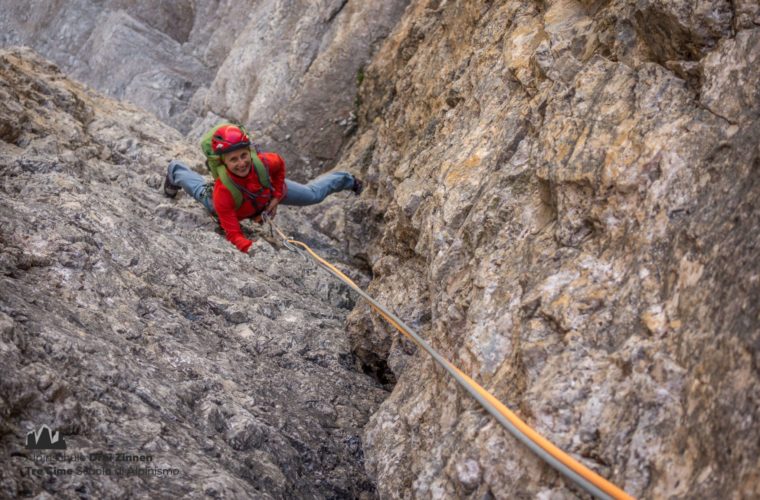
{"left": 265, "top": 198, "right": 280, "bottom": 219}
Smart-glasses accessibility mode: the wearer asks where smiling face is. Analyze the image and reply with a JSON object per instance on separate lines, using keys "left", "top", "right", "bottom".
{"left": 222, "top": 148, "right": 252, "bottom": 177}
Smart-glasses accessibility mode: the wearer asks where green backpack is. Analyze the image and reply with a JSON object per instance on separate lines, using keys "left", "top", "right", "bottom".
{"left": 200, "top": 122, "right": 272, "bottom": 209}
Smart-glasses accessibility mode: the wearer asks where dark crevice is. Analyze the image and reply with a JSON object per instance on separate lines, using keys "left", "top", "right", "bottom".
{"left": 354, "top": 347, "right": 397, "bottom": 389}
{"left": 326, "top": 0, "right": 349, "bottom": 24}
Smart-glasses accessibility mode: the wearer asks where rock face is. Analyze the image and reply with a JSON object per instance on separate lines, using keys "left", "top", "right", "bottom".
{"left": 192, "top": 0, "right": 412, "bottom": 182}
{"left": 0, "top": 48, "right": 385, "bottom": 499}
{"left": 3, "top": 1, "right": 760, "bottom": 499}
{"left": 0, "top": 0, "right": 410, "bottom": 178}
{"left": 0, "top": 1, "right": 212, "bottom": 132}
{"left": 324, "top": 0, "right": 760, "bottom": 498}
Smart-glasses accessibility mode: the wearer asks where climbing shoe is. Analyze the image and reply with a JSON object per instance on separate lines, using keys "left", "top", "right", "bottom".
{"left": 163, "top": 166, "right": 180, "bottom": 198}
{"left": 351, "top": 177, "right": 364, "bottom": 196}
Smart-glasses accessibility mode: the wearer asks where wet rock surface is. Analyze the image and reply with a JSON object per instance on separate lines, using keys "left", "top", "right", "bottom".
{"left": 0, "top": 48, "right": 385, "bottom": 499}
{"left": 324, "top": 1, "right": 760, "bottom": 498}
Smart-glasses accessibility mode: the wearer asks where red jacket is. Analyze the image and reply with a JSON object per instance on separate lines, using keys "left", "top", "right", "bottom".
{"left": 213, "top": 152, "right": 287, "bottom": 253}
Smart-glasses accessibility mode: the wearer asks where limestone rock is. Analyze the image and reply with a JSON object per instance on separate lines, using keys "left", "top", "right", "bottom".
{"left": 333, "top": 1, "right": 760, "bottom": 498}
{"left": 3, "top": 0, "right": 760, "bottom": 498}
{"left": 188, "top": 0, "right": 410, "bottom": 180}
{"left": 0, "top": 0, "right": 411, "bottom": 178}
{"left": 0, "top": 47, "right": 383, "bottom": 499}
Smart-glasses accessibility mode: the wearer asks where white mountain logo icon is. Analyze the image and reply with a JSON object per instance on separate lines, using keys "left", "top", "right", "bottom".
{"left": 26, "top": 425, "right": 67, "bottom": 450}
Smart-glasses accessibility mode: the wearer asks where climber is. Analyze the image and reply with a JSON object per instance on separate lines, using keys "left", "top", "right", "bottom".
{"left": 162, "top": 123, "right": 363, "bottom": 253}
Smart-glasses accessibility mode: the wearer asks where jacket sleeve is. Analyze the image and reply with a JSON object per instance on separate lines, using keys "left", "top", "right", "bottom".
{"left": 262, "top": 153, "right": 287, "bottom": 200}
{"left": 213, "top": 187, "right": 253, "bottom": 253}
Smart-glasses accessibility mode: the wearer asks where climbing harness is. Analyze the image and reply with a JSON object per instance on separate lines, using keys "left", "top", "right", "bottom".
{"left": 261, "top": 213, "right": 634, "bottom": 500}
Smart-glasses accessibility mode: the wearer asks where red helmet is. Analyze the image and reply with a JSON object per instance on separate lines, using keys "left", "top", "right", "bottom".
{"left": 211, "top": 124, "right": 251, "bottom": 155}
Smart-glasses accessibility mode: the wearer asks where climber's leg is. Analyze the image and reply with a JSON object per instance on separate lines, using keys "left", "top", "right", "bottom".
{"left": 165, "top": 160, "right": 214, "bottom": 213}
{"left": 280, "top": 172, "right": 356, "bottom": 206}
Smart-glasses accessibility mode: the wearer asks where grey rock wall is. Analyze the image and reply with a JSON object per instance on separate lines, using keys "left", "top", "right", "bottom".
{"left": 0, "top": 47, "right": 384, "bottom": 499}
{"left": 0, "top": 0, "right": 410, "bottom": 178}
{"left": 321, "top": 0, "right": 760, "bottom": 498}
{"left": 3, "top": 0, "right": 760, "bottom": 498}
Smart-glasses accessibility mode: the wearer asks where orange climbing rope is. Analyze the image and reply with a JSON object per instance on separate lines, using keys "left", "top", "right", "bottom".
{"left": 262, "top": 214, "right": 634, "bottom": 500}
